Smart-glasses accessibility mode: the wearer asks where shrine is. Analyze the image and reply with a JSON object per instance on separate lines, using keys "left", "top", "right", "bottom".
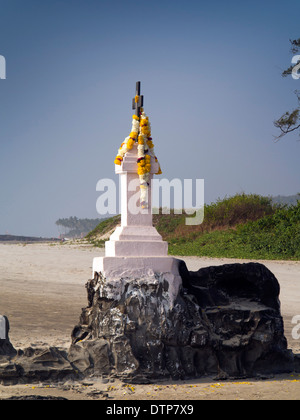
{"left": 93, "top": 82, "right": 181, "bottom": 286}
{"left": 68, "top": 82, "right": 295, "bottom": 382}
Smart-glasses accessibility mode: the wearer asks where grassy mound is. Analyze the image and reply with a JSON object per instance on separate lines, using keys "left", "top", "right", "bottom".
{"left": 86, "top": 194, "right": 300, "bottom": 260}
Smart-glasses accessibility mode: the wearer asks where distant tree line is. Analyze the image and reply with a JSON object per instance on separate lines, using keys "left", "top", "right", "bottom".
{"left": 55, "top": 217, "right": 104, "bottom": 238}
{"left": 271, "top": 194, "right": 300, "bottom": 207}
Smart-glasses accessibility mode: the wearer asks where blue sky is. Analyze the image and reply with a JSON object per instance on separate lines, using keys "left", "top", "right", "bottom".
{"left": 0, "top": 0, "right": 299, "bottom": 237}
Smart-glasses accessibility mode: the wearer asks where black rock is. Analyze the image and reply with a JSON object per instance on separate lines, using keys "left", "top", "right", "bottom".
{"left": 0, "top": 316, "right": 17, "bottom": 357}
{"left": 1, "top": 395, "right": 68, "bottom": 400}
{"left": 184, "top": 262, "right": 281, "bottom": 311}
{"left": 0, "top": 344, "right": 75, "bottom": 385}
{"left": 69, "top": 262, "right": 296, "bottom": 381}
{"left": 1, "top": 262, "right": 296, "bottom": 385}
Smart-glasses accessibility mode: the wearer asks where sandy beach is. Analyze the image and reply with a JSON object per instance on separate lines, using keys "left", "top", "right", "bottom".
{"left": 0, "top": 242, "right": 299, "bottom": 400}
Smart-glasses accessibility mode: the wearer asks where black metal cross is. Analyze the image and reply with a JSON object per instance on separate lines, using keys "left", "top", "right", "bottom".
{"left": 132, "top": 81, "right": 144, "bottom": 117}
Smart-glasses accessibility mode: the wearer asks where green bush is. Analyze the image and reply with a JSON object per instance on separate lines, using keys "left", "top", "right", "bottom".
{"left": 169, "top": 200, "right": 300, "bottom": 260}
{"left": 86, "top": 194, "right": 300, "bottom": 260}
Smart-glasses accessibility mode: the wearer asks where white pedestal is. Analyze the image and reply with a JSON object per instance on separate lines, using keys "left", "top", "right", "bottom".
{"left": 93, "top": 144, "right": 180, "bottom": 283}
{"left": 93, "top": 256, "right": 180, "bottom": 280}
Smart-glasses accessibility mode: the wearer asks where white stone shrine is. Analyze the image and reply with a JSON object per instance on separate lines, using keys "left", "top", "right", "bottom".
{"left": 93, "top": 82, "right": 181, "bottom": 285}
{"left": 68, "top": 82, "right": 295, "bottom": 383}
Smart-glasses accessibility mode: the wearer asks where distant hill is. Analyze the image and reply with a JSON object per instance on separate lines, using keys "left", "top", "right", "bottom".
{"left": 55, "top": 217, "right": 106, "bottom": 239}
{"left": 271, "top": 194, "right": 300, "bottom": 206}
{"left": 0, "top": 235, "right": 60, "bottom": 243}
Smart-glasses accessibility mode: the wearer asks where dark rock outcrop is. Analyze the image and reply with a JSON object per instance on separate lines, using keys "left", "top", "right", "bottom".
{"left": 0, "top": 262, "right": 297, "bottom": 384}
{"left": 69, "top": 262, "right": 295, "bottom": 381}
{"left": 0, "top": 318, "right": 74, "bottom": 385}
{"left": 0, "top": 316, "right": 17, "bottom": 357}
{"left": 0, "top": 346, "right": 75, "bottom": 385}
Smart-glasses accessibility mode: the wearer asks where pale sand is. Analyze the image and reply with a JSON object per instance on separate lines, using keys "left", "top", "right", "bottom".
{"left": 0, "top": 242, "right": 299, "bottom": 400}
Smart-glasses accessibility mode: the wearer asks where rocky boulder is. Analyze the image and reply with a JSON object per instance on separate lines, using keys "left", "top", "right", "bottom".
{"left": 69, "top": 262, "right": 295, "bottom": 381}
{"left": 0, "top": 316, "right": 17, "bottom": 357}
{"left": 0, "top": 262, "right": 296, "bottom": 385}
{"left": 0, "top": 316, "right": 74, "bottom": 385}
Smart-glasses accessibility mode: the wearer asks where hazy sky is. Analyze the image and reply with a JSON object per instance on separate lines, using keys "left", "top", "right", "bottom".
{"left": 0, "top": 0, "right": 299, "bottom": 237}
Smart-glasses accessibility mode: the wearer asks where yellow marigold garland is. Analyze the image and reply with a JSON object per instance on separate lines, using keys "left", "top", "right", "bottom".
{"left": 114, "top": 110, "right": 162, "bottom": 208}
{"left": 114, "top": 114, "right": 140, "bottom": 165}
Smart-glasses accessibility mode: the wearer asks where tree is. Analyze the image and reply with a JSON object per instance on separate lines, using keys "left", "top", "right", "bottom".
{"left": 274, "top": 38, "right": 300, "bottom": 141}
{"left": 55, "top": 217, "right": 103, "bottom": 238}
